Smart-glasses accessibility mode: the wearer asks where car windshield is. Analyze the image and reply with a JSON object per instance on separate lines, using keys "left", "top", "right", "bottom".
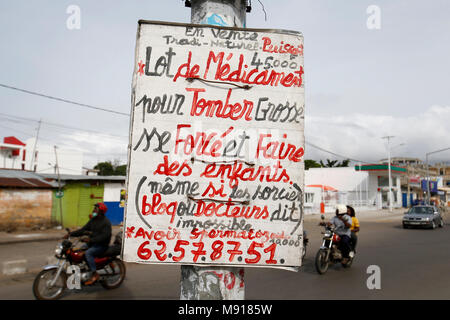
{"left": 408, "top": 207, "right": 434, "bottom": 214}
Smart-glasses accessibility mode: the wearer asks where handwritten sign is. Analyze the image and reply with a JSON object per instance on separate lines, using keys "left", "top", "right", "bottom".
{"left": 122, "top": 21, "right": 305, "bottom": 269}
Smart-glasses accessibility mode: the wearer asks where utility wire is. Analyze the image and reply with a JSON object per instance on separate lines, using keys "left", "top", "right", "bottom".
{"left": 0, "top": 84, "right": 375, "bottom": 165}
{"left": 0, "top": 112, "right": 128, "bottom": 139}
{"left": 257, "top": 0, "right": 267, "bottom": 21}
{"left": 305, "top": 141, "right": 371, "bottom": 164}
{"left": 0, "top": 83, "right": 130, "bottom": 117}
{"left": 0, "top": 123, "right": 99, "bottom": 151}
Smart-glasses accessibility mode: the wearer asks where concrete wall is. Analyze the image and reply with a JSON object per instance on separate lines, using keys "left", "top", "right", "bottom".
{"left": 304, "top": 168, "right": 374, "bottom": 213}
{"left": 104, "top": 182, "right": 126, "bottom": 225}
{"left": 104, "top": 182, "right": 125, "bottom": 202}
{"left": 0, "top": 189, "right": 53, "bottom": 231}
{"left": 368, "top": 175, "right": 379, "bottom": 206}
{"left": 0, "top": 143, "right": 26, "bottom": 170}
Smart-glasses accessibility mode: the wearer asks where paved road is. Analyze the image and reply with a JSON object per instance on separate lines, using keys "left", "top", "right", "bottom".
{"left": 1, "top": 210, "right": 449, "bottom": 300}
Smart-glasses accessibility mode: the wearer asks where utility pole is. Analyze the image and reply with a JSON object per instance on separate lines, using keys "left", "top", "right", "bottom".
{"left": 180, "top": 0, "right": 249, "bottom": 300}
{"left": 358, "top": 161, "right": 362, "bottom": 208}
{"left": 382, "top": 136, "right": 394, "bottom": 212}
{"left": 54, "top": 146, "right": 64, "bottom": 228}
{"left": 30, "top": 119, "right": 41, "bottom": 171}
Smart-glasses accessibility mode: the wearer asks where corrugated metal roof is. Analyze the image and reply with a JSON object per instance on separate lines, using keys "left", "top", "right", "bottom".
{"left": 39, "top": 173, "right": 125, "bottom": 182}
{"left": 0, "top": 169, "right": 59, "bottom": 188}
{"left": 0, "top": 170, "right": 125, "bottom": 188}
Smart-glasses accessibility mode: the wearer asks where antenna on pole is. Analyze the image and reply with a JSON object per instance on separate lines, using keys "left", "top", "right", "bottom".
{"left": 30, "top": 119, "right": 42, "bottom": 171}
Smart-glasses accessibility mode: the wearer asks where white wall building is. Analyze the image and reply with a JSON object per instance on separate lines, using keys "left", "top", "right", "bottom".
{"left": 0, "top": 144, "right": 26, "bottom": 170}
{"left": 304, "top": 165, "right": 407, "bottom": 214}
{"left": 304, "top": 167, "right": 370, "bottom": 214}
{"left": 24, "top": 138, "right": 84, "bottom": 175}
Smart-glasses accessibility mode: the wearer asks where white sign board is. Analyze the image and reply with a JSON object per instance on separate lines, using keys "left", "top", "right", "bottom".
{"left": 123, "top": 20, "right": 305, "bottom": 269}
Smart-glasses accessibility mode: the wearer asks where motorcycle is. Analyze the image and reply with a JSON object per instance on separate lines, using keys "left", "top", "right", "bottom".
{"left": 315, "top": 216, "right": 355, "bottom": 274}
{"left": 32, "top": 229, "right": 126, "bottom": 300}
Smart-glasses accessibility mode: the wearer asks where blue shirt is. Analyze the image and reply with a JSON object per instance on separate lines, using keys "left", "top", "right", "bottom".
{"left": 330, "top": 214, "right": 352, "bottom": 237}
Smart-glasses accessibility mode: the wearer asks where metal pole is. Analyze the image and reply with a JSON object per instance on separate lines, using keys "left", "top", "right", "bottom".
{"left": 382, "top": 136, "right": 394, "bottom": 212}
{"left": 366, "top": 170, "right": 369, "bottom": 208}
{"left": 30, "top": 119, "right": 41, "bottom": 171}
{"left": 188, "top": 0, "right": 248, "bottom": 27}
{"left": 180, "top": 0, "right": 247, "bottom": 301}
{"left": 426, "top": 153, "right": 430, "bottom": 205}
{"left": 358, "top": 161, "right": 362, "bottom": 208}
{"left": 388, "top": 144, "right": 392, "bottom": 211}
{"left": 54, "top": 146, "right": 64, "bottom": 227}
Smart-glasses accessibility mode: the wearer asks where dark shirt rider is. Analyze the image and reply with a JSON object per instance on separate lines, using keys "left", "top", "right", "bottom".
{"left": 64, "top": 202, "right": 111, "bottom": 285}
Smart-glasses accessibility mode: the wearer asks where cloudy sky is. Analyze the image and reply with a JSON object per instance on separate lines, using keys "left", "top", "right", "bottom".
{"left": 0, "top": 0, "right": 449, "bottom": 168}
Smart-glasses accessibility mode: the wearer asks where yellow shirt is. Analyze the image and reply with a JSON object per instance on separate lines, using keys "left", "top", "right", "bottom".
{"left": 350, "top": 217, "right": 360, "bottom": 232}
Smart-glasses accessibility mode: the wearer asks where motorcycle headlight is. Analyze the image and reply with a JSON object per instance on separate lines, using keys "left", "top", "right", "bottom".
{"left": 55, "top": 244, "right": 63, "bottom": 256}
{"left": 324, "top": 232, "right": 331, "bottom": 237}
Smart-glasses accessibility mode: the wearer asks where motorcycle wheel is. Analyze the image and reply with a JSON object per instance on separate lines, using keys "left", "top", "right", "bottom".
{"left": 100, "top": 259, "right": 126, "bottom": 289}
{"left": 315, "top": 249, "right": 329, "bottom": 274}
{"left": 32, "top": 269, "right": 67, "bottom": 300}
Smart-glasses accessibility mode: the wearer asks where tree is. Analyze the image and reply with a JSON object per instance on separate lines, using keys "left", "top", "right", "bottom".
{"left": 337, "top": 159, "right": 350, "bottom": 167}
{"left": 320, "top": 159, "right": 338, "bottom": 168}
{"left": 114, "top": 164, "right": 127, "bottom": 176}
{"left": 304, "top": 159, "right": 322, "bottom": 170}
{"left": 94, "top": 161, "right": 127, "bottom": 176}
{"left": 319, "top": 159, "right": 351, "bottom": 168}
{"left": 94, "top": 161, "right": 115, "bottom": 176}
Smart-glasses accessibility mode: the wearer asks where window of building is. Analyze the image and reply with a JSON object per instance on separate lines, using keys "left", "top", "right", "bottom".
{"left": 305, "top": 193, "right": 314, "bottom": 204}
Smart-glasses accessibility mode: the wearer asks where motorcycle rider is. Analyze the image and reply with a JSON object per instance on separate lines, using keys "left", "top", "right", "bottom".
{"left": 63, "top": 202, "right": 112, "bottom": 285}
{"left": 347, "top": 205, "right": 360, "bottom": 251}
{"left": 322, "top": 204, "right": 353, "bottom": 264}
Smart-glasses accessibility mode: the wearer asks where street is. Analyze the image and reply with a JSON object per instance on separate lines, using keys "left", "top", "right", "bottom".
{"left": 1, "top": 210, "right": 449, "bottom": 300}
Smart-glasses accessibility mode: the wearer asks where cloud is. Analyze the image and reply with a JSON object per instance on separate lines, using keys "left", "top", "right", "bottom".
{"left": 59, "top": 131, "right": 128, "bottom": 167}
{"left": 305, "top": 105, "right": 450, "bottom": 163}
{"left": 53, "top": 106, "right": 450, "bottom": 168}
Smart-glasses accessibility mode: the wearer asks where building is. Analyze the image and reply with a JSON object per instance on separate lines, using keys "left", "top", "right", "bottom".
{"left": 0, "top": 169, "right": 58, "bottom": 231}
{"left": 383, "top": 157, "right": 450, "bottom": 207}
{"left": 40, "top": 174, "right": 126, "bottom": 228}
{"left": 430, "top": 162, "right": 450, "bottom": 206}
{"left": 82, "top": 167, "right": 100, "bottom": 176}
{"left": 304, "top": 163, "right": 410, "bottom": 214}
{"left": 0, "top": 136, "right": 84, "bottom": 175}
{"left": 0, "top": 137, "right": 27, "bottom": 170}
{"left": 379, "top": 157, "right": 424, "bottom": 167}
{"left": 304, "top": 167, "right": 370, "bottom": 214}
{"left": 355, "top": 163, "right": 407, "bottom": 209}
